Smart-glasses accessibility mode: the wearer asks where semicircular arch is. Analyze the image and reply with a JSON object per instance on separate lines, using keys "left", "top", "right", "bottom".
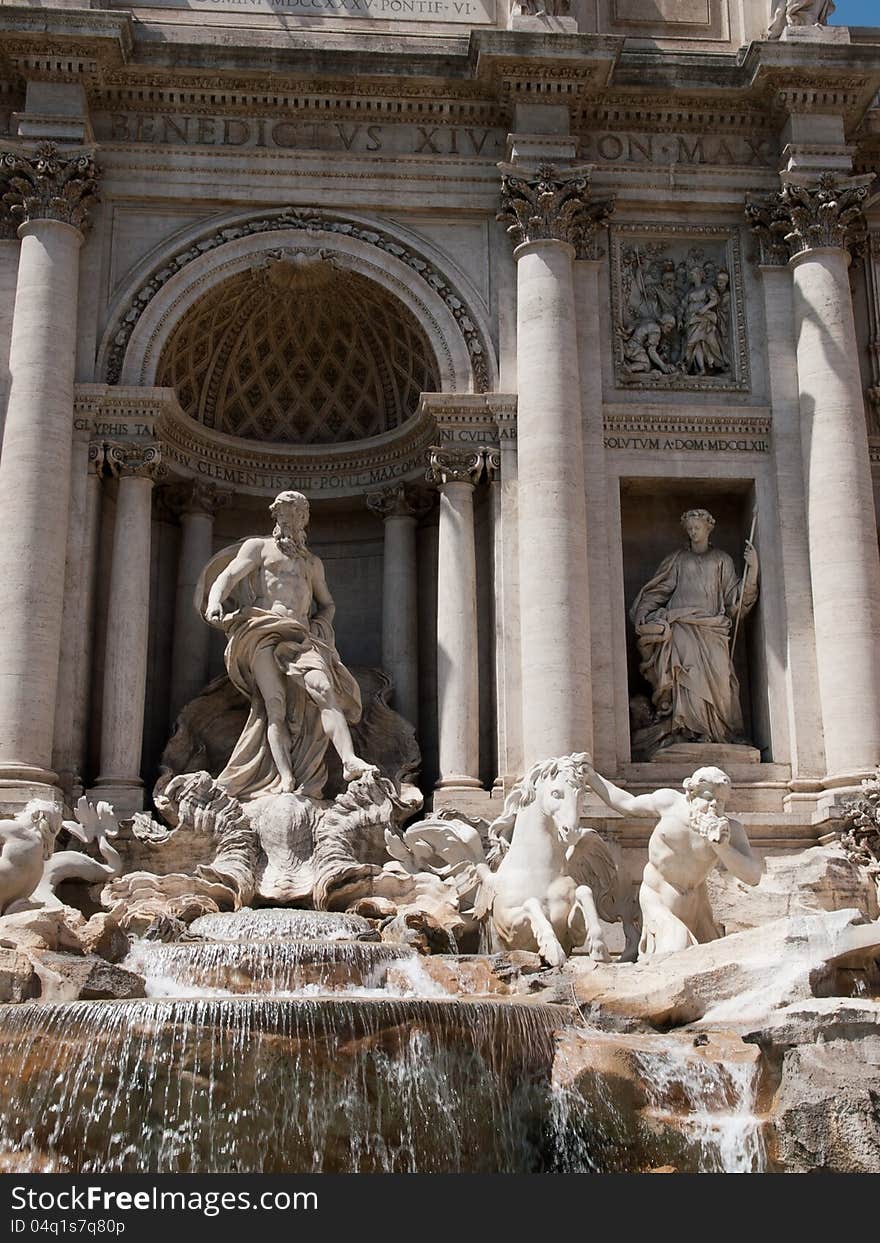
{"left": 97, "top": 208, "right": 497, "bottom": 397}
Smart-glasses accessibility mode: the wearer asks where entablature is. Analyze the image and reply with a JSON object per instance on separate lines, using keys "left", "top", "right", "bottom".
{"left": 74, "top": 384, "right": 518, "bottom": 500}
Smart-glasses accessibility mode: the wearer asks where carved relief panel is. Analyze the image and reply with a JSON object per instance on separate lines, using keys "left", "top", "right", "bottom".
{"left": 609, "top": 225, "right": 750, "bottom": 393}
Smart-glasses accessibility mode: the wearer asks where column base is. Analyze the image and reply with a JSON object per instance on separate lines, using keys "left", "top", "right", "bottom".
{"left": 783, "top": 779, "right": 825, "bottom": 814}
{"left": 0, "top": 781, "right": 65, "bottom": 815}
{"left": 0, "top": 764, "right": 64, "bottom": 814}
{"left": 88, "top": 779, "right": 145, "bottom": 814}
{"left": 435, "top": 775, "right": 483, "bottom": 791}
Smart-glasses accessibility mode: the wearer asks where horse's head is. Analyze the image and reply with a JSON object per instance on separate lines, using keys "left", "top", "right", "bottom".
{"left": 497, "top": 753, "right": 590, "bottom": 846}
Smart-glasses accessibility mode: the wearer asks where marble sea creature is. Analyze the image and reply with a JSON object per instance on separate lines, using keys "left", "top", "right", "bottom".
{"left": 386, "top": 754, "right": 639, "bottom": 967}
{"left": 583, "top": 762, "right": 762, "bottom": 957}
{"left": 0, "top": 800, "right": 61, "bottom": 914}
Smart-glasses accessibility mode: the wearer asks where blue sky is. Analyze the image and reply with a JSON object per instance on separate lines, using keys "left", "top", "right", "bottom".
{"left": 829, "top": 0, "right": 878, "bottom": 24}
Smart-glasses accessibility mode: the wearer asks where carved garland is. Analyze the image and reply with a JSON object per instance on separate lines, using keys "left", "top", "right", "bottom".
{"left": 104, "top": 207, "right": 491, "bottom": 392}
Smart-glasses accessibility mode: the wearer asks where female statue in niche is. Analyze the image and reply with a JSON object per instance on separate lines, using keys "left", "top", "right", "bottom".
{"left": 630, "top": 508, "right": 759, "bottom": 758}
{"left": 681, "top": 265, "right": 724, "bottom": 375}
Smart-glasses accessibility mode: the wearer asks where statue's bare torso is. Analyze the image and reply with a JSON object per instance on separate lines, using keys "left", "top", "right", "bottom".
{"left": 246, "top": 537, "right": 316, "bottom": 623}
{"left": 645, "top": 798, "right": 723, "bottom": 894}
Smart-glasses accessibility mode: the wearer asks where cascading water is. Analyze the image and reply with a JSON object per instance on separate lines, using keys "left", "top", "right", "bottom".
{"left": 0, "top": 909, "right": 770, "bottom": 1173}
{"left": 0, "top": 996, "right": 566, "bottom": 1173}
{"left": 187, "top": 910, "right": 373, "bottom": 942}
{"left": 546, "top": 1028, "right": 767, "bottom": 1173}
{"left": 125, "top": 939, "right": 421, "bottom": 996}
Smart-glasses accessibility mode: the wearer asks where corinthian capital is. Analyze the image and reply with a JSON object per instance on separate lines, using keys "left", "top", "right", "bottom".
{"left": 497, "top": 162, "right": 614, "bottom": 258}
{"left": 105, "top": 441, "right": 165, "bottom": 482}
{"left": 746, "top": 172, "right": 870, "bottom": 264}
{"left": 365, "top": 483, "right": 433, "bottom": 520}
{"left": 161, "top": 478, "right": 234, "bottom": 517}
{"left": 743, "top": 197, "right": 792, "bottom": 267}
{"left": 426, "top": 446, "right": 485, "bottom": 487}
{"left": 0, "top": 142, "right": 99, "bottom": 233}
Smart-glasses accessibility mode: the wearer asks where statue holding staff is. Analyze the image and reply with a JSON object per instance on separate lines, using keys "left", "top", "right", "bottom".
{"left": 630, "top": 508, "right": 759, "bottom": 755}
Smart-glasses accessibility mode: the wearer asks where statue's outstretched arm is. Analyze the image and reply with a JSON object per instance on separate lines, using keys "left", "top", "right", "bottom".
{"left": 584, "top": 764, "right": 676, "bottom": 819}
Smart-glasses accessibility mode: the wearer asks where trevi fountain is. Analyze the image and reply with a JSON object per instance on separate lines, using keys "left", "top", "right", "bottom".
{"left": 0, "top": 0, "right": 878, "bottom": 1178}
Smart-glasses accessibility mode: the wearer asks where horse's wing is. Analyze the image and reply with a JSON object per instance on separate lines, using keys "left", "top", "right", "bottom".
{"left": 566, "top": 829, "right": 621, "bottom": 920}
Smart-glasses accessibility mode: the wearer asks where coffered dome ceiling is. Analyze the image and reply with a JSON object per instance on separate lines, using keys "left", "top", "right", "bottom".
{"left": 157, "top": 253, "right": 440, "bottom": 445}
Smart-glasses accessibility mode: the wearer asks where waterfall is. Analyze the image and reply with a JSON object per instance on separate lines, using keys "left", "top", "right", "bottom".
{"left": 187, "top": 909, "right": 373, "bottom": 941}
{"left": 547, "top": 1027, "right": 767, "bottom": 1174}
{"left": 125, "top": 939, "right": 419, "bottom": 996}
{"left": 0, "top": 907, "right": 770, "bottom": 1173}
{"left": 0, "top": 997, "right": 565, "bottom": 1174}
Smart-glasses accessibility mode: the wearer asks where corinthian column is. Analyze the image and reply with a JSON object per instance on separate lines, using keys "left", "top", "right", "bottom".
{"left": 748, "top": 174, "right": 880, "bottom": 783}
{"left": 427, "top": 446, "right": 484, "bottom": 790}
{"left": 93, "top": 442, "right": 164, "bottom": 811}
{"left": 166, "top": 480, "right": 232, "bottom": 726}
{"left": 498, "top": 163, "right": 613, "bottom": 767}
{"left": 52, "top": 442, "right": 105, "bottom": 798}
{"left": 366, "top": 483, "right": 432, "bottom": 729}
{"left": 0, "top": 144, "right": 98, "bottom": 805}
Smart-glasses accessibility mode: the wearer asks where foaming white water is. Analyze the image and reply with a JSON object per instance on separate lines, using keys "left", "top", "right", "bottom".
{"left": 632, "top": 1037, "right": 765, "bottom": 1173}
{"left": 188, "top": 909, "right": 372, "bottom": 942}
{"left": 547, "top": 1026, "right": 766, "bottom": 1174}
{"left": 125, "top": 938, "right": 417, "bottom": 997}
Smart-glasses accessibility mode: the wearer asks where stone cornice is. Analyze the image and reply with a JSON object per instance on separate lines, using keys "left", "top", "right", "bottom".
{"left": 0, "top": 9, "right": 133, "bottom": 84}
{"left": 2, "top": 18, "right": 879, "bottom": 134}
{"left": 603, "top": 407, "right": 771, "bottom": 441}
{"left": 418, "top": 392, "right": 517, "bottom": 447}
{"left": 75, "top": 383, "right": 443, "bottom": 499}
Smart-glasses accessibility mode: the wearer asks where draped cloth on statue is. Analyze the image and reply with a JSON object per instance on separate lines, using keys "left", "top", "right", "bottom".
{"left": 630, "top": 547, "right": 748, "bottom": 743}
{"left": 197, "top": 543, "right": 362, "bottom": 801}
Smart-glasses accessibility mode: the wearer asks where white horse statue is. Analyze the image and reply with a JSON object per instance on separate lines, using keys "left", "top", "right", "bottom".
{"left": 385, "top": 753, "right": 640, "bottom": 967}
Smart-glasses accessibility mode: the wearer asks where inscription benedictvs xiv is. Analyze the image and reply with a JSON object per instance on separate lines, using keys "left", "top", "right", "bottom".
{"left": 82, "top": 113, "right": 776, "bottom": 167}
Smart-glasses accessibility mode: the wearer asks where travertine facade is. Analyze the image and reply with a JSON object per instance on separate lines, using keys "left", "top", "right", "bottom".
{"left": 0, "top": 0, "right": 878, "bottom": 884}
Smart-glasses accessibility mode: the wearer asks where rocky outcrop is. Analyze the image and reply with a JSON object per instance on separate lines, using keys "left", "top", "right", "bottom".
{"left": 0, "top": 948, "right": 38, "bottom": 1003}
{"left": 27, "top": 952, "right": 145, "bottom": 1003}
{"left": 736, "top": 998, "right": 880, "bottom": 1173}
{"left": 563, "top": 910, "right": 880, "bottom": 1029}
{"left": 768, "top": 1039, "right": 880, "bottom": 1173}
{"left": 75, "top": 913, "right": 131, "bottom": 964}
{"left": 0, "top": 907, "right": 133, "bottom": 1001}
{"left": 707, "top": 843, "right": 879, "bottom": 934}
{"left": 551, "top": 1027, "right": 766, "bottom": 1173}
{"left": 0, "top": 908, "right": 87, "bottom": 954}
{"left": 0, "top": 907, "right": 130, "bottom": 962}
